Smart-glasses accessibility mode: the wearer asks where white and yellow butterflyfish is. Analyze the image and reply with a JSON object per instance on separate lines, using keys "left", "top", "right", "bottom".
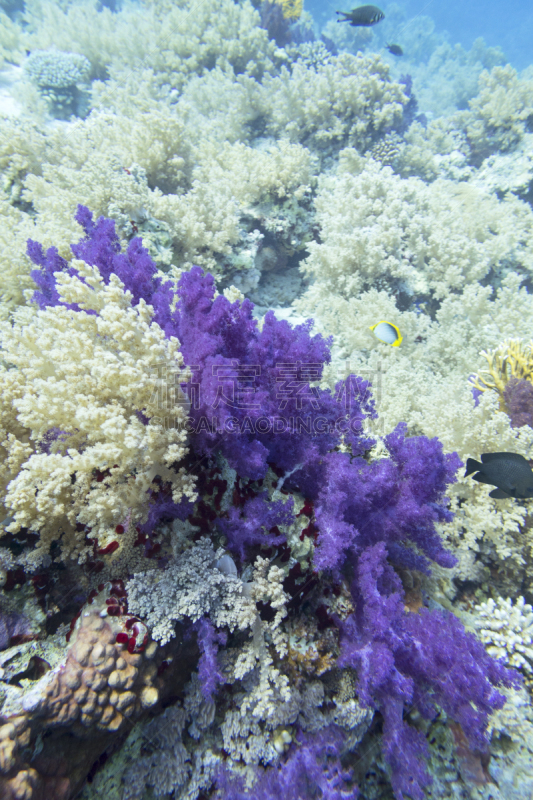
{"left": 369, "top": 320, "right": 402, "bottom": 347}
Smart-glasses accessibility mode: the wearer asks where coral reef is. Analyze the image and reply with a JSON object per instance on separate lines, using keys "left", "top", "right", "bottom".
{"left": 459, "top": 64, "right": 533, "bottom": 162}
{"left": 263, "top": 52, "right": 408, "bottom": 151}
{"left": 23, "top": 0, "right": 277, "bottom": 86}
{"left": 0, "top": 210, "right": 519, "bottom": 800}
{"left": 0, "top": 583, "right": 196, "bottom": 799}
{"left": 0, "top": 0, "right": 533, "bottom": 796}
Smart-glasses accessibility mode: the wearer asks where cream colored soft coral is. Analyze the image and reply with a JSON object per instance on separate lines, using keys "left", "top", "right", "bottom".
{"left": 0, "top": 11, "right": 23, "bottom": 68}
{"left": 460, "top": 64, "right": 533, "bottom": 156}
{"left": 152, "top": 138, "right": 315, "bottom": 272}
{"left": 301, "top": 149, "right": 533, "bottom": 301}
{"left": 23, "top": 0, "right": 276, "bottom": 86}
{"left": 0, "top": 260, "right": 195, "bottom": 566}
{"left": 263, "top": 52, "right": 407, "bottom": 150}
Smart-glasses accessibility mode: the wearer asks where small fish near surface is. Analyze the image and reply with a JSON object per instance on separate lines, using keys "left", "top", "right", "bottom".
{"left": 336, "top": 5, "right": 385, "bottom": 26}
{"left": 386, "top": 43, "right": 403, "bottom": 56}
{"left": 369, "top": 320, "right": 402, "bottom": 347}
{"left": 465, "top": 452, "right": 533, "bottom": 499}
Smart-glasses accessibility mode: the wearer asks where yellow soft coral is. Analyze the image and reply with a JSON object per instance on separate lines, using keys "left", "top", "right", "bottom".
{"left": 471, "top": 339, "right": 533, "bottom": 410}
{"left": 275, "top": 0, "right": 303, "bottom": 21}
{"left": 0, "top": 260, "right": 195, "bottom": 567}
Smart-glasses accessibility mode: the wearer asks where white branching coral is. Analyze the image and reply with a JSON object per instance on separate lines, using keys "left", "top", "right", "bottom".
{"left": 23, "top": 151, "right": 156, "bottom": 246}
{"left": 126, "top": 539, "right": 257, "bottom": 644}
{"left": 0, "top": 260, "right": 194, "bottom": 566}
{"left": 226, "top": 558, "right": 292, "bottom": 722}
{"left": 473, "top": 596, "right": 533, "bottom": 674}
{"left": 301, "top": 149, "right": 533, "bottom": 300}
{"left": 251, "top": 556, "right": 288, "bottom": 637}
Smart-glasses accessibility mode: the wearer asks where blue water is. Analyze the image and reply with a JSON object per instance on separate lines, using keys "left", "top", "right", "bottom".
{"left": 309, "top": 0, "right": 533, "bottom": 68}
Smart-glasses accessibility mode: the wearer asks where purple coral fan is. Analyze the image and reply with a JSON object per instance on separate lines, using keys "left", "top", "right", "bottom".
{"left": 504, "top": 378, "right": 533, "bottom": 428}
{"left": 26, "top": 208, "right": 519, "bottom": 800}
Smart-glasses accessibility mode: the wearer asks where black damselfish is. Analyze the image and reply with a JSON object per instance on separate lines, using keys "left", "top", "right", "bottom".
{"left": 386, "top": 43, "right": 403, "bottom": 56}
{"left": 336, "top": 5, "right": 384, "bottom": 26}
{"left": 465, "top": 452, "right": 533, "bottom": 499}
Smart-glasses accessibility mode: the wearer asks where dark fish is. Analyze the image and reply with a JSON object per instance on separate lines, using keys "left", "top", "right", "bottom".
{"left": 336, "top": 5, "right": 385, "bottom": 26}
{"left": 465, "top": 452, "right": 533, "bottom": 499}
{"left": 386, "top": 43, "right": 403, "bottom": 56}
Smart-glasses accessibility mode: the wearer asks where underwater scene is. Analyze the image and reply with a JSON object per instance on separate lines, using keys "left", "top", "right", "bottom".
{"left": 1, "top": 0, "right": 533, "bottom": 797}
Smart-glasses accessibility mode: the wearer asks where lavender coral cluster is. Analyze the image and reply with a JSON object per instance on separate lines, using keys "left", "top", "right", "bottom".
{"left": 27, "top": 206, "right": 518, "bottom": 799}
{"left": 504, "top": 378, "right": 533, "bottom": 429}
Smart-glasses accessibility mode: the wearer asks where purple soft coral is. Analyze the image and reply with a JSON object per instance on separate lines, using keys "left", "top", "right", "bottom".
{"left": 194, "top": 617, "right": 227, "bottom": 701}
{"left": 302, "top": 424, "right": 460, "bottom": 575}
{"left": 217, "top": 727, "right": 356, "bottom": 800}
{"left": 337, "top": 542, "right": 519, "bottom": 800}
{"left": 217, "top": 493, "right": 293, "bottom": 562}
{"left": 504, "top": 378, "right": 533, "bottom": 428}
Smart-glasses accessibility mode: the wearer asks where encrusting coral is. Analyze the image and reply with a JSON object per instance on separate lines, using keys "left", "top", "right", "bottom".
{"left": 0, "top": 582, "right": 197, "bottom": 799}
